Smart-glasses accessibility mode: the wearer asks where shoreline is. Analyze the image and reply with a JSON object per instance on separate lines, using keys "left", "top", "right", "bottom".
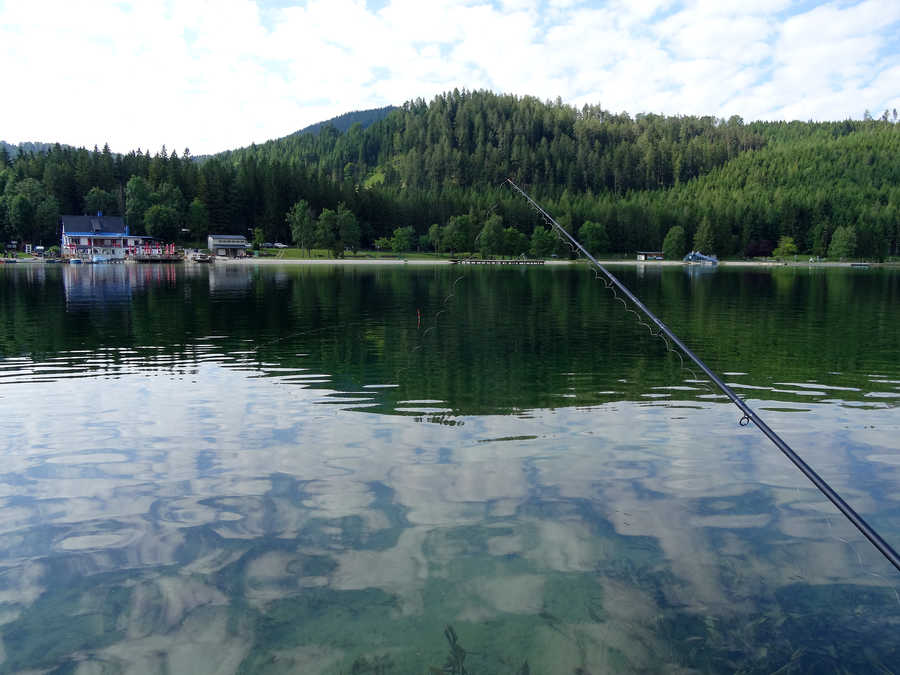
{"left": 5, "top": 257, "right": 894, "bottom": 269}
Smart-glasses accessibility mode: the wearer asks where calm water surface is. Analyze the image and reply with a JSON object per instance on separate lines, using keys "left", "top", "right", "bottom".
{"left": 1, "top": 262, "right": 899, "bottom": 674}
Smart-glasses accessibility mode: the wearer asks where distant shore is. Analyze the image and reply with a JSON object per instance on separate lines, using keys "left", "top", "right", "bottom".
{"left": 5, "top": 256, "right": 893, "bottom": 268}
{"left": 211, "top": 256, "right": 893, "bottom": 268}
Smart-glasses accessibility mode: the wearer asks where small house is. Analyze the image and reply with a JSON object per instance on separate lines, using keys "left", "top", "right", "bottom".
{"left": 208, "top": 234, "right": 249, "bottom": 258}
{"left": 636, "top": 251, "right": 664, "bottom": 261}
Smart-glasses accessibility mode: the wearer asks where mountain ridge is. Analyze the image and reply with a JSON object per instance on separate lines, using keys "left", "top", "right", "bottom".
{"left": 1, "top": 106, "right": 397, "bottom": 160}
{"left": 289, "top": 105, "right": 397, "bottom": 137}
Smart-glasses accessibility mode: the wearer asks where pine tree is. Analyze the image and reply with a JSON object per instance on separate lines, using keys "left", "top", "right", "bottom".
{"left": 188, "top": 198, "right": 210, "bottom": 242}
{"left": 662, "top": 225, "right": 686, "bottom": 259}
{"left": 693, "top": 217, "right": 716, "bottom": 254}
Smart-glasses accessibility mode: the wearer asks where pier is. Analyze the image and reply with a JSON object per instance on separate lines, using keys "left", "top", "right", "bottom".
{"left": 450, "top": 258, "right": 544, "bottom": 265}
{"left": 131, "top": 255, "right": 184, "bottom": 263}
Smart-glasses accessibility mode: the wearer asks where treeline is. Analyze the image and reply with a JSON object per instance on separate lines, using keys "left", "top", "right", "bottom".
{"left": 1, "top": 90, "right": 898, "bottom": 257}
{"left": 0, "top": 142, "right": 350, "bottom": 246}
{"left": 548, "top": 125, "right": 900, "bottom": 259}
{"left": 0, "top": 141, "right": 63, "bottom": 161}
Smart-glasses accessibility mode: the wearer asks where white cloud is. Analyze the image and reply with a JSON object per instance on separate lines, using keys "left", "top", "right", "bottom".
{"left": 723, "top": 0, "right": 900, "bottom": 121}
{"left": 1, "top": 0, "right": 898, "bottom": 153}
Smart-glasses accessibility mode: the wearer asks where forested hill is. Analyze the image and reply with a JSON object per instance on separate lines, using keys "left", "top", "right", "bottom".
{"left": 291, "top": 106, "right": 396, "bottom": 137}
{"left": 223, "top": 91, "right": 769, "bottom": 194}
{"left": 211, "top": 106, "right": 397, "bottom": 162}
{"left": 1, "top": 90, "right": 898, "bottom": 258}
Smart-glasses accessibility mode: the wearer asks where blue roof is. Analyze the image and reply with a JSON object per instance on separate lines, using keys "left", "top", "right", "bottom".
{"left": 61, "top": 215, "right": 126, "bottom": 234}
{"left": 63, "top": 232, "right": 149, "bottom": 238}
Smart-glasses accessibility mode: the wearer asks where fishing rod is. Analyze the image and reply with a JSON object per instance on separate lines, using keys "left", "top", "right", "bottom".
{"left": 505, "top": 178, "right": 900, "bottom": 574}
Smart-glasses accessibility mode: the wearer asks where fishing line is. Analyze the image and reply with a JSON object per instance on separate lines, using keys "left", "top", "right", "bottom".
{"left": 520, "top": 182, "right": 718, "bottom": 398}
{"left": 399, "top": 271, "right": 467, "bottom": 381}
{"left": 255, "top": 323, "right": 358, "bottom": 349}
{"left": 505, "top": 178, "right": 900, "bottom": 574}
{"left": 414, "top": 273, "right": 464, "bottom": 349}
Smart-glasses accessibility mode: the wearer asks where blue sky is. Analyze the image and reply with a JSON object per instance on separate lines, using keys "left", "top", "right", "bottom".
{"left": 2, "top": 0, "right": 898, "bottom": 154}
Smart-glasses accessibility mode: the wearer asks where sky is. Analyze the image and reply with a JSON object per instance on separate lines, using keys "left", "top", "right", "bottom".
{"left": 2, "top": 0, "right": 899, "bottom": 155}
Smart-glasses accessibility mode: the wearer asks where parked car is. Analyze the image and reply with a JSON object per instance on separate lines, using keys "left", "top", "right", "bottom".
{"left": 273, "top": 242, "right": 288, "bottom": 249}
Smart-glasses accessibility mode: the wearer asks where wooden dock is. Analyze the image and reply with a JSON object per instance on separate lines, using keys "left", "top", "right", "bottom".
{"left": 450, "top": 258, "right": 544, "bottom": 265}
{"left": 130, "top": 255, "right": 183, "bottom": 263}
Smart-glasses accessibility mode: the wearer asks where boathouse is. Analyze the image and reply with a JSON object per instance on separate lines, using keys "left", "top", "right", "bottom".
{"left": 60, "top": 215, "right": 150, "bottom": 259}
{"left": 636, "top": 251, "right": 664, "bottom": 261}
{"left": 208, "top": 234, "right": 249, "bottom": 258}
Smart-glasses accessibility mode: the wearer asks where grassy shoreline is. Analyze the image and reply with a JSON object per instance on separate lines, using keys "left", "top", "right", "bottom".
{"left": 6, "top": 248, "right": 896, "bottom": 268}
{"left": 211, "top": 256, "right": 896, "bottom": 268}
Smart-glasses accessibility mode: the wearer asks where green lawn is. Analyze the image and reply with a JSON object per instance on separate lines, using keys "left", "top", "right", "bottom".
{"left": 272, "top": 248, "right": 472, "bottom": 260}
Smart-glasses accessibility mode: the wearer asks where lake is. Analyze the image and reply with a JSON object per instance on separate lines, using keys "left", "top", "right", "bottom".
{"left": 1, "top": 261, "right": 899, "bottom": 674}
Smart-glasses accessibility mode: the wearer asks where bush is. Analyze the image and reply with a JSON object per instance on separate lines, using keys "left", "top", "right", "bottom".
{"left": 772, "top": 236, "right": 798, "bottom": 258}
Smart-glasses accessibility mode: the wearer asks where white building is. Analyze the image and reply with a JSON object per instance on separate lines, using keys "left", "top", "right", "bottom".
{"left": 208, "top": 234, "right": 249, "bottom": 258}
{"left": 60, "top": 215, "right": 150, "bottom": 259}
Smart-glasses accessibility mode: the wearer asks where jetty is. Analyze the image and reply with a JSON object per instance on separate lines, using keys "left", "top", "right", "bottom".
{"left": 450, "top": 258, "right": 544, "bottom": 265}
{"left": 131, "top": 255, "right": 183, "bottom": 263}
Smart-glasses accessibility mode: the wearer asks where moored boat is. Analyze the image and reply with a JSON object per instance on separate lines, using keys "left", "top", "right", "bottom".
{"left": 683, "top": 250, "right": 718, "bottom": 265}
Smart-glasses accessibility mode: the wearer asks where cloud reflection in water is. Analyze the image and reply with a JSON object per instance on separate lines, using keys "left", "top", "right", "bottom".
{"left": 1, "top": 264, "right": 899, "bottom": 672}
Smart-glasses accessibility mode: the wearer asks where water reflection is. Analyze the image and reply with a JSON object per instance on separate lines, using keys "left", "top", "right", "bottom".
{"left": 0, "top": 264, "right": 899, "bottom": 673}
{"left": 207, "top": 265, "right": 254, "bottom": 296}
{"left": 8, "top": 263, "right": 898, "bottom": 411}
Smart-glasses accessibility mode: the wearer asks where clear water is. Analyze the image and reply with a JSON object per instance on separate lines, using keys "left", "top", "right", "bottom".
{"left": 1, "top": 262, "right": 899, "bottom": 674}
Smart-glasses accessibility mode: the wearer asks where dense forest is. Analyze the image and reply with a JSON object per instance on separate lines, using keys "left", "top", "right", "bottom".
{"left": 288, "top": 105, "right": 396, "bottom": 138}
{"left": 2, "top": 90, "right": 898, "bottom": 258}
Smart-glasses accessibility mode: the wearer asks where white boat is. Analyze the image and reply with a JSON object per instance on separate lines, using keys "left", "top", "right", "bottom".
{"left": 92, "top": 255, "right": 110, "bottom": 264}
{"left": 68, "top": 258, "right": 83, "bottom": 265}
{"left": 683, "top": 251, "right": 718, "bottom": 265}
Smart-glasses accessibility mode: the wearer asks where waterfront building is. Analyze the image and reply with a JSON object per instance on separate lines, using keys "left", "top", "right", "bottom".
{"left": 208, "top": 234, "right": 249, "bottom": 258}
{"left": 60, "top": 215, "right": 151, "bottom": 260}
